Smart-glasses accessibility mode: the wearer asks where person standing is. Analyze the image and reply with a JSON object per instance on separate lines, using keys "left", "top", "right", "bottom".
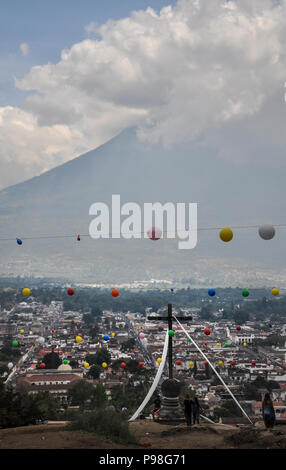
{"left": 193, "top": 396, "right": 200, "bottom": 424}
{"left": 184, "top": 394, "right": 193, "bottom": 427}
{"left": 152, "top": 394, "right": 161, "bottom": 421}
{"left": 262, "top": 393, "right": 275, "bottom": 429}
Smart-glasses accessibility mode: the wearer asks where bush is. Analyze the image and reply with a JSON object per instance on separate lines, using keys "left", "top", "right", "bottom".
{"left": 66, "top": 409, "right": 138, "bottom": 445}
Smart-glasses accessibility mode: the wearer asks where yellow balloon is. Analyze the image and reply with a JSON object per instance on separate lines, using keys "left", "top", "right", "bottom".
{"left": 20, "top": 329, "right": 24, "bottom": 334}
{"left": 102, "top": 362, "right": 107, "bottom": 368}
{"left": 272, "top": 288, "right": 279, "bottom": 296}
{"left": 220, "top": 227, "right": 233, "bottom": 242}
{"left": 218, "top": 361, "right": 223, "bottom": 366}
{"left": 243, "top": 342, "right": 247, "bottom": 347}
{"left": 189, "top": 361, "right": 194, "bottom": 367}
{"left": 22, "top": 288, "right": 30, "bottom": 297}
{"left": 101, "top": 334, "right": 104, "bottom": 338}
{"left": 157, "top": 358, "right": 162, "bottom": 364}
{"left": 84, "top": 362, "right": 89, "bottom": 368}
{"left": 111, "top": 333, "right": 116, "bottom": 337}
{"left": 75, "top": 336, "right": 82, "bottom": 343}
{"left": 217, "top": 343, "right": 221, "bottom": 347}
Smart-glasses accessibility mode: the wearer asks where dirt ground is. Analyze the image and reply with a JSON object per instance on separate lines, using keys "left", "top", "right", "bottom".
{"left": 0, "top": 421, "right": 285, "bottom": 449}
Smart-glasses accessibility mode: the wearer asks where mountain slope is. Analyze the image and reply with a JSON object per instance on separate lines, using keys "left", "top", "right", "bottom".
{"left": 0, "top": 127, "right": 285, "bottom": 286}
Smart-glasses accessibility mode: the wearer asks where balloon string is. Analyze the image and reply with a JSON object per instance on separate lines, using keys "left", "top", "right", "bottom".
{"left": 0, "top": 223, "right": 285, "bottom": 241}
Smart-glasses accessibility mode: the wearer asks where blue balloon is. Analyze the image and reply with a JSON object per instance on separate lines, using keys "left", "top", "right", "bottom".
{"left": 269, "top": 323, "right": 272, "bottom": 328}
{"left": 103, "top": 334, "right": 110, "bottom": 341}
{"left": 16, "top": 238, "right": 22, "bottom": 245}
{"left": 208, "top": 288, "right": 216, "bottom": 297}
{"left": 171, "top": 288, "right": 174, "bottom": 292}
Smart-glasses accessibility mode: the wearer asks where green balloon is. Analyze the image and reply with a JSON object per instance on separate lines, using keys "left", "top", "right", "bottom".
{"left": 168, "top": 330, "right": 174, "bottom": 336}
{"left": 12, "top": 340, "right": 19, "bottom": 347}
{"left": 224, "top": 343, "right": 229, "bottom": 348}
{"left": 63, "top": 360, "right": 68, "bottom": 364}
{"left": 242, "top": 289, "right": 249, "bottom": 297}
{"left": 187, "top": 338, "right": 192, "bottom": 342}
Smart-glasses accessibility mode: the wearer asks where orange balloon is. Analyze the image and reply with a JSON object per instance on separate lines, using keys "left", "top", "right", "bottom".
{"left": 111, "top": 288, "right": 119, "bottom": 297}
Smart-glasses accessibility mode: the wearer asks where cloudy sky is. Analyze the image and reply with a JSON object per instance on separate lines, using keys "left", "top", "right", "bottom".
{"left": 1, "top": 0, "right": 286, "bottom": 190}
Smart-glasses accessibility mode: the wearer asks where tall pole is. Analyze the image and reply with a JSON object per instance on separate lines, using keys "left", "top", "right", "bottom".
{"left": 168, "top": 303, "right": 173, "bottom": 379}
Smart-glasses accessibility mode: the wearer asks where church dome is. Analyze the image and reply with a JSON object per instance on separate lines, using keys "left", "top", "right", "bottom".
{"left": 57, "top": 363, "right": 72, "bottom": 371}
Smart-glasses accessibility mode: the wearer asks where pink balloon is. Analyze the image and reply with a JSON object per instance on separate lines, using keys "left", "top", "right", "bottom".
{"left": 139, "top": 332, "right": 145, "bottom": 339}
{"left": 147, "top": 227, "right": 162, "bottom": 240}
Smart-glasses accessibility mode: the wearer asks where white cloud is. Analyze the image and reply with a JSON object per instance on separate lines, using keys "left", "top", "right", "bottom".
{"left": 19, "top": 43, "right": 29, "bottom": 57}
{"left": 1, "top": 0, "right": 286, "bottom": 188}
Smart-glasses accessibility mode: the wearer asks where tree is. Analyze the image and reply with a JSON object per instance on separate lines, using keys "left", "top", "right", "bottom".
{"left": 234, "top": 310, "right": 250, "bottom": 324}
{"left": 91, "top": 383, "right": 108, "bottom": 409}
{"left": 86, "top": 350, "right": 111, "bottom": 366}
{"left": 87, "top": 365, "right": 101, "bottom": 379}
{"left": 120, "top": 338, "right": 136, "bottom": 353}
{"left": 42, "top": 351, "right": 61, "bottom": 369}
{"left": 213, "top": 407, "right": 232, "bottom": 419}
{"left": 91, "top": 306, "right": 103, "bottom": 318}
{"left": 68, "top": 380, "right": 95, "bottom": 409}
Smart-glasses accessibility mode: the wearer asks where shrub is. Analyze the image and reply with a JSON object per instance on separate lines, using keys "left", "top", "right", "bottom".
{"left": 66, "top": 409, "right": 138, "bottom": 445}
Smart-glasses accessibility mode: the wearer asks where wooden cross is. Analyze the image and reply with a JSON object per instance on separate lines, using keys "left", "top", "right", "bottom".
{"left": 147, "top": 303, "right": 192, "bottom": 379}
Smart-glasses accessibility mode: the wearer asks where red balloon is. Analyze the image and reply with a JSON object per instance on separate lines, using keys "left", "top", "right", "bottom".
{"left": 204, "top": 361, "right": 209, "bottom": 366}
{"left": 112, "top": 288, "right": 119, "bottom": 297}
{"left": 176, "top": 360, "right": 181, "bottom": 365}
{"left": 204, "top": 342, "right": 208, "bottom": 346}
{"left": 121, "top": 362, "right": 126, "bottom": 368}
{"left": 139, "top": 362, "right": 143, "bottom": 367}
{"left": 40, "top": 363, "right": 45, "bottom": 368}
{"left": 236, "top": 326, "right": 241, "bottom": 331}
{"left": 51, "top": 329, "right": 55, "bottom": 333}
{"left": 231, "top": 360, "right": 236, "bottom": 366}
{"left": 67, "top": 288, "right": 74, "bottom": 296}
{"left": 77, "top": 334, "right": 82, "bottom": 337}
{"left": 147, "top": 227, "right": 162, "bottom": 240}
{"left": 77, "top": 235, "right": 80, "bottom": 241}
{"left": 251, "top": 360, "right": 256, "bottom": 366}
{"left": 204, "top": 328, "right": 211, "bottom": 336}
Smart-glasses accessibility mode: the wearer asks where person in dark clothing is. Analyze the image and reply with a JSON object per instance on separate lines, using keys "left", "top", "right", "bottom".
{"left": 154, "top": 395, "right": 161, "bottom": 410}
{"left": 262, "top": 393, "right": 275, "bottom": 429}
{"left": 193, "top": 396, "right": 200, "bottom": 424}
{"left": 184, "top": 394, "right": 193, "bottom": 427}
{"left": 152, "top": 395, "right": 161, "bottom": 421}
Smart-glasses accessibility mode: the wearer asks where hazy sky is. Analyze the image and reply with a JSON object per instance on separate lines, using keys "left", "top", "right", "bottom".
{"left": 1, "top": 0, "right": 286, "bottom": 190}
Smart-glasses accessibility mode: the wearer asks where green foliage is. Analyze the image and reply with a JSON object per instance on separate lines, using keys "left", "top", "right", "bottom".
{"left": 233, "top": 310, "right": 250, "bottom": 324}
{"left": 213, "top": 407, "right": 232, "bottom": 419}
{"left": 221, "top": 400, "right": 243, "bottom": 417}
{"left": 91, "top": 383, "right": 108, "bottom": 409}
{"left": 42, "top": 351, "right": 62, "bottom": 369}
{"left": 66, "top": 409, "right": 138, "bottom": 445}
{"left": 68, "top": 379, "right": 96, "bottom": 407}
{"left": 110, "top": 383, "right": 147, "bottom": 413}
{"left": 87, "top": 365, "right": 101, "bottom": 379}
{"left": 0, "top": 385, "right": 59, "bottom": 428}
{"left": 86, "top": 350, "right": 112, "bottom": 366}
{"left": 120, "top": 338, "right": 136, "bottom": 352}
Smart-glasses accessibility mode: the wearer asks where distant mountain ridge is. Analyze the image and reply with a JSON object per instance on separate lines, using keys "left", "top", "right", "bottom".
{"left": 0, "top": 127, "right": 285, "bottom": 286}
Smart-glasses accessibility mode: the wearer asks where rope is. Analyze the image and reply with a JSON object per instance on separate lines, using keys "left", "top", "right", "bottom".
{"left": 1, "top": 223, "right": 285, "bottom": 242}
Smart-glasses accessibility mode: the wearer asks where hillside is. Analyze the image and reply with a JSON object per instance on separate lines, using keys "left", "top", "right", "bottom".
{"left": 0, "top": 421, "right": 286, "bottom": 449}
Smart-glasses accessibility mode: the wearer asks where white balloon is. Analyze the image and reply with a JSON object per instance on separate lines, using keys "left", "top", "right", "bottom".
{"left": 258, "top": 225, "right": 275, "bottom": 240}
{"left": 38, "top": 337, "right": 45, "bottom": 344}
{"left": 8, "top": 362, "right": 13, "bottom": 369}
